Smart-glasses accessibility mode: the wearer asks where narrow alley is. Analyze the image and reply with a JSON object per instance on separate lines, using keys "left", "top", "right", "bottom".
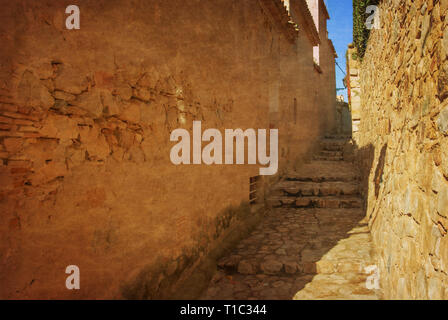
{"left": 1, "top": 0, "right": 447, "bottom": 302}
{"left": 201, "top": 136, "right": 381, "bottom": 300}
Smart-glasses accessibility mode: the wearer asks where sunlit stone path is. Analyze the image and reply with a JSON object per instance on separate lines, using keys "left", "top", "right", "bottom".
{"left": 201, "top": 136, "right": 382, "bottom": 300}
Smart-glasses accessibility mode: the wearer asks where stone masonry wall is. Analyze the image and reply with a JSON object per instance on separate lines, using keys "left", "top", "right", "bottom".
{"left": 0, "top": 0, "right": 335, "bottom": 299}
{"left": 356, "top": 0, "right": 448, "bottom": 299}
{"left": 346, "top": 44, "right": 362, "bottom": 141}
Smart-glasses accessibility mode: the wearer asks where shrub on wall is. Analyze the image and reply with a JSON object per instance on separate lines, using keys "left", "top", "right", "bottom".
{"left": 353, "top": 0, "right": 380, "bottom": 59}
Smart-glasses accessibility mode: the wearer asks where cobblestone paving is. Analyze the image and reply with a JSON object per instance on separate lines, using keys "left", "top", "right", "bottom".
{"left": 200, "top": 137, "right": 381, "bottom": 300}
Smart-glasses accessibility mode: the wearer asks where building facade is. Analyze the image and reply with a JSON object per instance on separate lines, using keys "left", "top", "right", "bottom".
{"left": 0, "top": 0, "right": 337, "bottom": 299}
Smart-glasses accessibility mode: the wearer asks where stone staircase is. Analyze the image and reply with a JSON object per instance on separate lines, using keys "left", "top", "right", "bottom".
{"left": 313, "top": 138, "right": 346, "bottom": 161}
{"left": 267, "top": 137, "right": 361, "bottom": 209}
{"left": 200, "top": 136, "right": 380, "bottom": 300}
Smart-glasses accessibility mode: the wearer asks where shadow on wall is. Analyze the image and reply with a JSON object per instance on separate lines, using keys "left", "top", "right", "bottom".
{"left": 352, "top": 141, "right": 386, "bottom": 222}
{"left": 120, "top": 201, "right": 266, "bottom": 300}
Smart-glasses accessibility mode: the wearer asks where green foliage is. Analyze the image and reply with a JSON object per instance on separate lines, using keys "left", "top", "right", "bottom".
{"left": 353, "top": 0, "right": 380, "bottom": 59}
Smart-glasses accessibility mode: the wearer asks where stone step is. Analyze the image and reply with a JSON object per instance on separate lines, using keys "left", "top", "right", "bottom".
{"left": 321, "top": 138, "right": 348, "bottom": 143}
{"left": 217, "top": 251, "right": 369, "bottom": 277}
{"left": 319, "top": 150, "right": 343, "bottom": 157}
{"left": 324, "top": 135, "right": 352, "bottom": 140}
{"left": 313, "top": 155, "right": 344, "bottom": 161}
{"left": 322, "top": 144, "right": 344, "bottom": 152}
{"left": 218, "top": 256, "right": 303, "bottom": 276}
{"left": 267, "top": 196, "right": 363, "bottom": 209}
{"left": 286, "top": 161, "right": 359, "bottom": 182}
{"left": 286, "top": 172, "right": 359, "bottom": 182}
{"left": 293, "top": 273, "right": 379, "bottom": 300}
{"left": 320, "top": 141, "right": 345, "bottom": 151}
{"left": 206, "top": 209, "right": 376, "bottom": 298}
{"left": 303, "top": 259, "right": 370, "bottom": 275}
{"left": 272, "top": 181, "right": 359, "bottom": 197}
{"left": 293, "top": 225, "right": 379, "bottom": 300}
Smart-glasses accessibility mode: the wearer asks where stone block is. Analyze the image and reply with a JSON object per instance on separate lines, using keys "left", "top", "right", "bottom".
{"left": 284, "top": 261, "right": 299, "bottom": 274}
{"left": 295, "top": 198, "right": 312, "bottom": 207}
{"left": 318, "top": 198, "right": 340, "bottom": 208}
{"left": 260, "top": 260, "right": 283, "bottom": 275}
{"left": 54, "top": 65, "right": 88, "bottom": 94}
{"left": 134, "top": 87, "right": 151, "bottom": 102}
{"left": 53, "top": 90, "right": 76, "bottom": 102}
{"left": 72, "top": 90, "right": 103, "bottom": 118}
{"left": 3, "top": 138, "right": 23, "bottom": 153}
{"left": 437, "top": 185, "right": 448, "bottom": 218}
{"left": 113, "top": 84, "right": 133, "bottom": 100}
{"left": 17, "top": 71, "right": 54, "bottom": 110}
{"left": 302, "top": 262, "right": 316, "bottom": 274}
{"left": 0, "top": 124, "right": 14, "bottom": 132}
{"left": 441, "top": 0, "right": 448, "bottom": 16}
{"left": 101, "top": 91, "right": 121, "bottom": 116}
{"left": 436, "top": 104, "right": 448, "bottom": 135}
{"left": 237, "top": 260, "right": 257, "bottom": 275}
{"left": 119, "top": 101, "right": 142, "bottom": 123}
{"left": 428, "top": 278, "right": 444, "bottom": 300}
{"left": 266, "top": 198, "right": 282, "bottom": 208}
{"left": 0, "top": 116, "right": 13, "bottom": 124}
{"left": 218, "top": 255, "right": 241, "bottom": 270}
{"left": 29, "top": 161, "right": 67, "bottom": 186}
{"left": 320, "top": 186, "right": 340, "bottom": 196}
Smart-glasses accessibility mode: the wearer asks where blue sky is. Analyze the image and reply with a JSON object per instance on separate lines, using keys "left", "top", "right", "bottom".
{"left": 325, "top": 0, "right": 353, "bottom": 102}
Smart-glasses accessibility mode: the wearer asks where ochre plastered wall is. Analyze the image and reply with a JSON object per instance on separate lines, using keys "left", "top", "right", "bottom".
{"left": 0, "top": 0, "right": 336, "bottom": 299}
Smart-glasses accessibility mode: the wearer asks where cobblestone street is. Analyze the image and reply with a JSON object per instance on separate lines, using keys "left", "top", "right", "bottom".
{"left": 201, "top": 137, "right": 381, "bottom": 300}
